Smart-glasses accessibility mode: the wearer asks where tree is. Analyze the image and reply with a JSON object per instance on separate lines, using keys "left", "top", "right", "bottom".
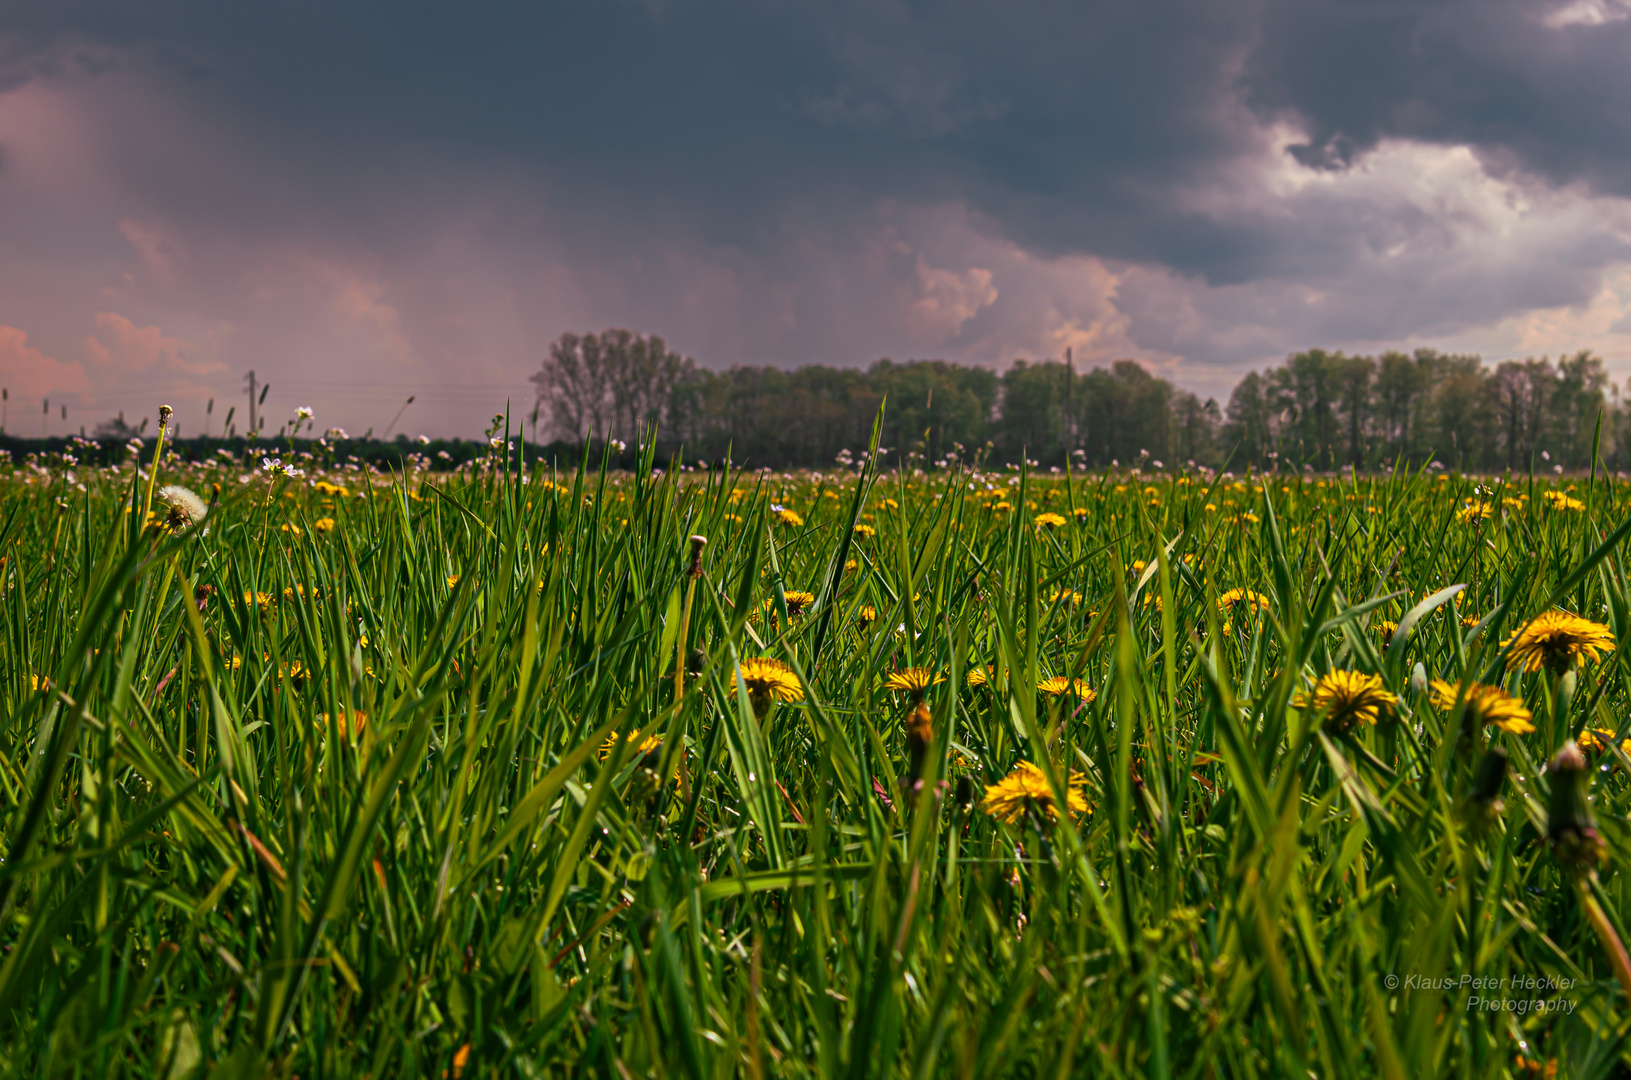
{"left": 532, "top": 329, "right": 694, "bottom": 444}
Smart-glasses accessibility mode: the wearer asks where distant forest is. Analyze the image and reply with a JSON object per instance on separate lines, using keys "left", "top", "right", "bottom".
{"left": 531, "top": 329, "right": 1627, "bottom": 472}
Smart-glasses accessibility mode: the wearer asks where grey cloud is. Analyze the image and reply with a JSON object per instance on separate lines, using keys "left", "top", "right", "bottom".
{"left": 2, "top": 0, "right": 1631, "bottom": 433}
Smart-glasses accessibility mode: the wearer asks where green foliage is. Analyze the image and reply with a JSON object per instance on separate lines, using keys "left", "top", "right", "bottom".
{"left": 5, "top": 430, "right": 1631, "bottom": 1076}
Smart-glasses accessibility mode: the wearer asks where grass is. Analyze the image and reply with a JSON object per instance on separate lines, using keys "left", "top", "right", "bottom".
{"left": 6, "top": 418, "right": 1631, "bottom": 1077}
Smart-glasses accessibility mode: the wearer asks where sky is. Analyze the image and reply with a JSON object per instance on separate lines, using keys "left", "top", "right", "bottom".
{"left": 3, "top": 0, "right": 1631, "bottom": 439}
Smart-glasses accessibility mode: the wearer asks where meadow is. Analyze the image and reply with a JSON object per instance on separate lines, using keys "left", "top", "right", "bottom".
{"left": 6, "top": 414, "right": 1631, "bottom": 1078}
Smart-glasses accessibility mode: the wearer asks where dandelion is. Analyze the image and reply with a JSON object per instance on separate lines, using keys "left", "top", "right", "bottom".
{"left": 313, "top": 517, "right": 336, "bottom": 534}
{"left": 1034, "top": 511, "right": 1067, "bottom": 529}
{"left": 1548, "top": 741, "right": 1606, "bottom": 868}
{"left": 761, "top": 591, "right": 815, "bottom": 619}
{"left": 980, "top": 761, "right": 1089, "bottom": 825}
{"left": 966, "top": 666, "right": 993, "bottom": 689}
{"left": 737, "top": 657, "right": 803, "bottom": 716}
{"left": 315, "top": 481, "right": 350, "bottom": 497}
{"left": 156, "top": 485, "right": 208, "bottom": 531}
{"left": 776, "top": 508, "right": 804, "bottom": 527}
{"left": 1292, "top": 671, "right": 1397, "bottom": 736}
{"left": 1456, "top": 501, "right": 1493, "bottom": 525}
{"left": 1377, "top": 619, "right": 1399, "bottom": 644}
{"left": 1049, "top": 588, "right": 1082, "bottom": 606}
{"left": 1574, "top": 730, "right": 1631, "bottom": 768}
{"left": 1502, "top": 610, "right": 1615, "bottom": 676}
{"left": 1217, "top": 588, "right": 1270, "bottom": 615}
{"left": 446, "top": 574, "right": 460, "bottom": 588}
{"left": 1429, "top": 679, "right": 1535, "bottom": 735}
{"left": 854, "top": 523, "right": 876, "bottom": 538}
{"left": 1037, "top": 675, "right": 1095, "bottom": 701}
{"left": 598, "top": 729, "right": 663, "bottom": 762}
{"left": 883, "top": 668, "right": 944, "bottom": 697}
{"left": 857, "top": 604, "right": 876, "bottom": 627}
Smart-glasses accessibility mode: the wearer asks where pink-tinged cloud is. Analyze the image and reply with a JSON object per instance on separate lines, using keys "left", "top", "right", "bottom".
{"left": 0, "top": 325, "right": 88, "bottom": 401}
{"left": 84, "top": 312, "right": 221, "bottom": 376}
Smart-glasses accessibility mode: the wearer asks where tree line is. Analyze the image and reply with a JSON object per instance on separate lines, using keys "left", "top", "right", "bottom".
{"left": 532, "top": 330, "right": 1630, "bottom": 471}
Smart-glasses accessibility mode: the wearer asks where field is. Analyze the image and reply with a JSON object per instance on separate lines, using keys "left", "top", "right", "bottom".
{"left": 7, "top": 420, "right": 1631, "bottom": 1078}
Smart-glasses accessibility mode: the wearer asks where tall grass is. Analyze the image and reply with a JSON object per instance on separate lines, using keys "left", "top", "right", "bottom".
{"left": 4, "top": 420, "right": 1631, "bottom": 1076}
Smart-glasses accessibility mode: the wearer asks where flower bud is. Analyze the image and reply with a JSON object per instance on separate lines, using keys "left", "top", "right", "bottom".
{"left": 1410, "top": 662, "right": 1428, "bottom": 696}
{"left": 1548, "top": 740, "right": 1606, "bottom": 871}
{"left": 1461, "top": 746, "right": 1507, "bottom": 833}
{"left": 686, "top": 535, "right": 707, "bottom": 578}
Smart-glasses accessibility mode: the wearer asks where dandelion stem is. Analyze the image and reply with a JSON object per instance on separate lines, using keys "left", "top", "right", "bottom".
{"left": 141, "top": 406, "right": 171, "bottom": 533}
{"left": 1576, "top": 873, "right": 1631, "bottom": 1002}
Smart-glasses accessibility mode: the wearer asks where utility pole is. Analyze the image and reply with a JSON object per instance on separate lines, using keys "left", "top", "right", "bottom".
{"left": 244, "top": 370, "right": 258, "bottom": 435}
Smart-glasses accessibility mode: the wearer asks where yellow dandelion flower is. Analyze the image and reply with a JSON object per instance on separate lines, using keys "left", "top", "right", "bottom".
{"left": 314, "top": 481, "right": 350, "bottom": 497}
{"left": 761, "top": 591, "right": 815, "bottom": 619}
{"left": 1131, "top": 560, "right": 1148, "bottom": 573}
{"left": 1502, "top": 610, "right": 1615, "bottom": 676}
{"left": 1543, "top": 491, "right": 1585, "bottom": 512}
{"left": 1377, "top": 619, "right": 1399, "bottom": 643}
{"left": 1456, "top": 501, "right": 1493, "bottom": 525}
{"left": 854, "top": 523, "right": 876, "bottom": 538}
{"left": 1049, "top": 588, "right": 1082, "bottom": 605}
{"left": 857, "top": 604, "right": 877, "bottom": 626}
{"left": 1218, "top": 588, "right": 1270, "bottom": 615}
{"left": 280, "top": 522, "right": 303, "bottom": 537}
{"left": 598, "top": 729, "right": 663, "bottom": 762}
{"left": 993, "top": 501, "right": 1012, "bottom": 512}
{"left": 243, "top": 591, "right": 274, "bottom": 611}
{"left": 980, "top": 761, "right": 1089, "bottom": 824}
{"left": 1429, "top": 679, "right": 1535, "bottom": 735}
{"left": 1578, "top": 728, "right": 1631, "bottom": 756}
{"left": 1037, "top": 675, "right": 1096, "bottom": 701}
{"left": 1034, "top": 512, "right": 1067, "bottom": 529}
{"left": 446, "top": 574, "right": 460, "bottom": 588}
{"left": 883, "top": 668, "right": 944, "bottom": 695}
{"left": 776, "top": 508, "right": 804, "bottom": 527}
{"left": 313, "top": 517, "right": 336, "bottom": 533}
{"left": 737, "top": 657, "right": 803, "bottom": 713}
{"left": 1292, "top": 671, "right": 1397, "bottom": 735}
{"left": 966, "top": 666, "right": 993, "bottom": 689}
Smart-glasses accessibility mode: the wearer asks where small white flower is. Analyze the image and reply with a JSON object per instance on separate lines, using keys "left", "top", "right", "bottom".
{"left": 418, "top": 434, "right": 430, "bottom": 445}
{"left": 295, "top": 406, "right": 314, "bottom": 421}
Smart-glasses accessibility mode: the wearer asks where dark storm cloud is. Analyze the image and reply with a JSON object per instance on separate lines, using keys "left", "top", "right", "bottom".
{"left": 1, "top": 2, "right": 1270, "bottom": 270}
{"left": 2, "top": 0, "right": 1631, "bottom": 433}
{"left": 1245, "top": 0, "right": 1631, "bottom": 193}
